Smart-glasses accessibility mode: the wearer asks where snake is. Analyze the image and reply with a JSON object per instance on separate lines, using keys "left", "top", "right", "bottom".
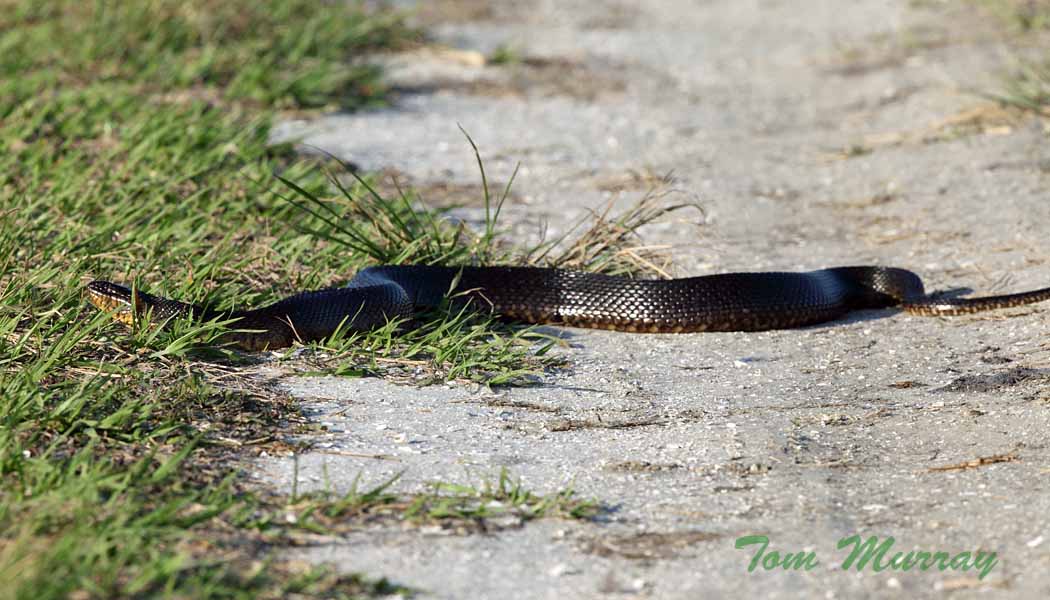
{"left": 85, "top": 265, "right": 1050, "bottom": 351}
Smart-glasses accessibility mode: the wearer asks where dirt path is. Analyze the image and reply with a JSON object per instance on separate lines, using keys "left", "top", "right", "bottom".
{"left": 268, "top": 2, "right": 1050, "bottom": 597}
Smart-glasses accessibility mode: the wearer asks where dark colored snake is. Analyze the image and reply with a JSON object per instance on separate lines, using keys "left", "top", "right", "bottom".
{"left": 86, "top": 265, "right": 1050, "bottom": 351}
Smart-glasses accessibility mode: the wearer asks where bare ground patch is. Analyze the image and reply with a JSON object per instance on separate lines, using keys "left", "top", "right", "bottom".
{"left": 579, "top": 530, "right": 724, "bottom": 560}
{"left": 819, "top": 25, "right": 961, "bottom": 77}
{"left": 937, "top": 366, "right": 1050, "bottom": 393}
{"left": 577, "top": 2, "right": 645, "bottom": 30}
{"left": 544, "top": 408, "right": 708, "bottom": 432}
{"left": 365, "top": 166, "right": 524, "bottom": 208}
{"left": 605, "top": 460, "right": 684, "bottom": 473}
{"left": 828, "top": 103, "right": 1032, "bottom": 159}
{"left": 565, "top": 167, "right": 677, "bottom": 194}
{"left": 410, "top": 0, "right": 536, "bottom": 25}
{"left": 393, "top": 55, "right": 634, "bottom": 101}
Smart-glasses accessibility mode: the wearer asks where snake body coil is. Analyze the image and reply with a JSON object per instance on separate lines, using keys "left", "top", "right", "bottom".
{"left": 86, "top": 265, "right": 1050, "bottom": 351}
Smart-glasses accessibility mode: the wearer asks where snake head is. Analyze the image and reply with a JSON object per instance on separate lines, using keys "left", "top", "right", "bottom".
{"left": 86, "top": 280, "right": 141, "bottom": 326}
{"left": 86, "top": 280, "right": 195, "bottom": 327}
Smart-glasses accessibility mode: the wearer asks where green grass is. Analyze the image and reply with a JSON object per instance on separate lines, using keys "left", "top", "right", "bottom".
{"left": 0, "top": 0, "right": 409, "bottom": 110}
{"left": 0, "top": 1, "right": 613, "bottom": 598}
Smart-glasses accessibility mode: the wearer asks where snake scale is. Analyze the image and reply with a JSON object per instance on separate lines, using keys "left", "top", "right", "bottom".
{"left": 86, "top": 265, "right": 1050, "bottom": 351}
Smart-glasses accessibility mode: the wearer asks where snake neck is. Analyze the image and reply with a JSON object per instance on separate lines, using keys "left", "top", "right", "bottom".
{"left": 144, "top": 301, "right": 301, "bottom": 352}
{"left": 176, "top": 303, "right": 300, "bottom": 351}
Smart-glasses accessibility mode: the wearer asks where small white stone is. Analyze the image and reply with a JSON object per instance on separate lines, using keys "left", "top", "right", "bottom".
{"left": 549, "top": 563, "right": 578, "bottom": 577}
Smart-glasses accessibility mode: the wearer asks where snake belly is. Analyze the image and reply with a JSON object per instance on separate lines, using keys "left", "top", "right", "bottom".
{"left": 85, "top": 265, "right": 1050, "bottom": 351}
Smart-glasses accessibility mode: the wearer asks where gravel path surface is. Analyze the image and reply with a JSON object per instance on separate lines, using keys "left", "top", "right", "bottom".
{"left": 267, "top": 2, "right": 1050, "bottom": 597}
